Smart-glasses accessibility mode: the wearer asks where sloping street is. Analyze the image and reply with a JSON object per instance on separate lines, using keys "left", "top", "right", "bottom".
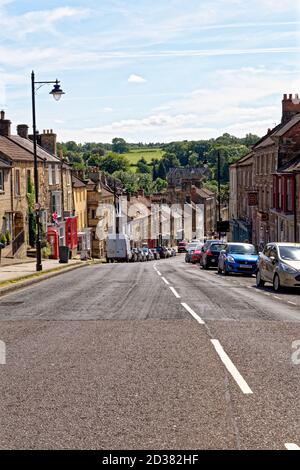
{"left": 0, "top": 256, "right": 299, "bottom": 450}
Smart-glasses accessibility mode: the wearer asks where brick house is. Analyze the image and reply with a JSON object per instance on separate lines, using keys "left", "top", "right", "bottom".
{"left": 0, "top": 111, "right": 75, "bottom": 259}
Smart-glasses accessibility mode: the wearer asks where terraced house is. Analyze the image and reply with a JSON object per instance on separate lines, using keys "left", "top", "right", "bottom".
{"left": 230, "top": 94, "right": 300, "bottom": 247}
{"left": 0, "top": 111, "right": 77, "bottom": 261}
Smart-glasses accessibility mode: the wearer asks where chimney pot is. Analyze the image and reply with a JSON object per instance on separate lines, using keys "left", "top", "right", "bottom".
{"left": 283, "top": 94, "right": 287, "bottom": 100}
{"left": 282, "top": 92, "right": 300, "bottom": 124}
{"left": 17, "top": 124, "right": 29, "bottom": 139}
{"left": 0, "top": 110, "right": 5, "bottom": 120}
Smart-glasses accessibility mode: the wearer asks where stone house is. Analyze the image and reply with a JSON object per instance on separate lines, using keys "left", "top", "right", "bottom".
{"left": 229, "top": 152, "right": 254, "bottom": 242}
{"left": 0, "top": 111, "right": 75, "bottom": 259}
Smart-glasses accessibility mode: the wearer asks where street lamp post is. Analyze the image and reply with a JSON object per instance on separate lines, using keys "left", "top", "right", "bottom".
{"left": 31, "top": 71, "right": 65, "bottom": 272}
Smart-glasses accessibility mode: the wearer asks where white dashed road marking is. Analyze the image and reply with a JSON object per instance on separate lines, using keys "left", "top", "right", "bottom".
{"left": 285, "top": 443, "right": 300, "bottom": 450}
{"left": 169, "top": 286, "right": 181, "bottom": 298}
{"left": 181, "top": 302, "right": 205, "bottom": 325}
{"left": 211, "top": 339, "right": 253, "bottom": 395}
{"left": 156, "top": 270, "right": 162, "bottom": 276}
{"left": 162, "top": 277, "right": 170, "bottom": 285}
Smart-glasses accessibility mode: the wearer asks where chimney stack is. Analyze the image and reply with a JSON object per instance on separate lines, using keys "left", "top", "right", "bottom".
{"left": 39, "top": 129, "right": 57, "bottom": 156}
{"left": 17, "top": 124, "right": 29, "bottom": 139}
{"left": 282, "top": 93, "right": 300, "bottom": 124}
{"left": 0, "top": 110, "right": 11, "bottom": 137}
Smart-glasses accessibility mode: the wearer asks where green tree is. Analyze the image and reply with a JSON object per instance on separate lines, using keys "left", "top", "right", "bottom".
{"left": 152, "top": 177, "right": 168, "bottom": 193}
{"left": 157, "top": 160, "right": 167, "bottom": 180}
{"left": 112, "top": 137, "right": 129, "bottom": 154}
{"left": 137, "top": 157, "right": 151, "bottom": 174}
{"left": 99, "top": 152, "right": 130, "bottom": 174}
{"left": 113, "top": 171, "right": 139, "bottom": 194}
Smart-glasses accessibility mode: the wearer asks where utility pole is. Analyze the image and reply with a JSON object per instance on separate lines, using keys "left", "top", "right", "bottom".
{"left": 114, "top": 179, "right": 119, "bottom": 235}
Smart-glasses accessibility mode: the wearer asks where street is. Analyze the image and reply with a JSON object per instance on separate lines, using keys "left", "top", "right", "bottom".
{"left": 0, "top": 255, "right": 299, "bottom": 450}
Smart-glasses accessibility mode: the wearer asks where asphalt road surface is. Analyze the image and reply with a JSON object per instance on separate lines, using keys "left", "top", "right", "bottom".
{"left": 0, "top": 255, "right": 299, "bottom": 450}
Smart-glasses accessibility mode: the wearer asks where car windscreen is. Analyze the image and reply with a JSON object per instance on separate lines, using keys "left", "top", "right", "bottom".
{"left": 188, "top": 244, "right": 198, "bottom": 249}
{"left": 279, "top": 246, "right": 300, "bottom": 261}
{"left": 227, "top": 244, "right": 257, "bottom": 255}
{"left": 210, "top": 243, "right": 226, "bottom": 252}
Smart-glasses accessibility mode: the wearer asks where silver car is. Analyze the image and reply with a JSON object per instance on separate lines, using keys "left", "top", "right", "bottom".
{"left": 256, "top": 243, "right": 300, "bottom": 292}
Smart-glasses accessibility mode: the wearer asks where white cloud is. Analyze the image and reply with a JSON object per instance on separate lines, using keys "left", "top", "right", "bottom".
{"left": 128, "top": 74, "right": 147, "bottom": 83}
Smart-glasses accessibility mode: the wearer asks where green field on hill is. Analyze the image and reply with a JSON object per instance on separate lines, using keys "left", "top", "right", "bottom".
{"left": 123, "top": 148, "right": 164, "bottom": 165}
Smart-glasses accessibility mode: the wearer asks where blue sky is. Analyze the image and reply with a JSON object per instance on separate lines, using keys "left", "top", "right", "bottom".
{"left": 0, "top": 0, "right": 300, "bottom": 143}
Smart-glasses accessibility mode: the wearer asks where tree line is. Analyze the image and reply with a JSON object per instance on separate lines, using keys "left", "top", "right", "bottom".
{"left": 57, "top": 133, "right": 260, "bottom": 200}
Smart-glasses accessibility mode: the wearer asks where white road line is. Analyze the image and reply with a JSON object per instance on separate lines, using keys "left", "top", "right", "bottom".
{"left": 162, "top": 277, "right": 170, "bottom": 285}
{"left": 285, "top": 443, "right": 300, "bottom": 450}
{"left": 156, "top": 270, "right": 162, "bottom": 276}
{"left": 274, "top": 296, "right": 283, "bottom": 300}
{"left": 181, "top": 302, "right": 205, "bottom": 325}
{"left": 211, "top": 339, "right": 253, "bottom": 395}
{"left": 288, "top": 301, "right": 297, "bottom": 306}
{"left": 169, "top": 286, "right": 181, "bottom": 298}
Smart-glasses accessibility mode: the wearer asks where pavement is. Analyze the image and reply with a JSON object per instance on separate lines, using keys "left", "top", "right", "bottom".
{"left": 0, "top": 258, "right": 85, "bottom": 284}
{"left": 0, "top": 255, "right": 299, "bottom": 449}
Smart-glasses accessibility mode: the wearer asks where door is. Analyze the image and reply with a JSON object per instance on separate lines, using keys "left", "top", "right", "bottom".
{"left": 265, "top": 245, "right": 278, "bottom": 282}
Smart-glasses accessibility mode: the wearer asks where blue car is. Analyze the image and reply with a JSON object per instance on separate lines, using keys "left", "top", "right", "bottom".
{"left": 218, "top": 243, "right": 259, "bottom": 276}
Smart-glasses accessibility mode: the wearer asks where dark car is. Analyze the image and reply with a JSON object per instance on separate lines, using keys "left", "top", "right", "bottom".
{"left": 178, "top": 241, "right": 188, "bottom": 253}
{"left": 155, "top": 246, "right": 168, "bottom": 259}
{"left": 200, "top": 241, "right": 226, "bottom": 269}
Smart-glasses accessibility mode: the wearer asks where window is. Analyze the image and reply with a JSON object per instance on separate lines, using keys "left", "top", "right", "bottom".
{"left": 51, "top": 191, "right": 62, "bottom": 217}
{"left": 15, "top": 169, "right": 20, "bottom": 196}
{"left": 55, "top": 165, "right": 60, "bottom": 185}
{"left": 48, "top": 165, "right": 53, "bottom": 185}
{"left": 286, "top": 177, "right": 294, "bottom": 212}
{"left": 0, "top": 169, "right": 4, "bottom": 191}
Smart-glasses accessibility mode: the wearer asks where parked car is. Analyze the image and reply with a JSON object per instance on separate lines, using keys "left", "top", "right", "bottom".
{"left": 166, "top": 248, "right": 173, "bottom": 258}
{"left": 218, "top": 243, "right": 258, "bottom": 276}
{"left": 256, "top": 243, "right": 300, "bottom": 292}
{"left": 151, "top": 249, "right": 160, "bottom": 260}
{"left": 130, "top": 248, "right": 138, "bottom": 262}
{"left": 132, "top": 248, "right": 143, "bottom": 262}
{"left": 190, "top": 243, "right": 205, "bottom": 264}
{"left": 185, "top": 242, "right": 199, "bottom": 262}
{"left": 178, "top": 241, "right": 188, "bottom": 253}
{"left": 201, "top": 242, "right": 226, "bottom": 269}
{"left": 171, "top": 248, "right": 177, "bottom": 257}
{"left": 106, "top": 234, "right": 132, "bottom": 262}
{"left": 197, "top": 239, "right": 222, "bottom": 265}
{"left": 142, "top": 247, "right": 153, "bottom": 261}
{"left": 138, "top": 248, "right": 147, "bottom": 262}
{"left": 155, "top": 246, "right": 168, "bottom": 259}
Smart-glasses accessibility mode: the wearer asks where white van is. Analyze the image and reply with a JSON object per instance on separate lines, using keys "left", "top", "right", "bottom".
{"left": 106, "top": 234, "right": 132, "bottom": 262}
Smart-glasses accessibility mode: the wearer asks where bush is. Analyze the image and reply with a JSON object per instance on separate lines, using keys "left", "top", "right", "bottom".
{"left": 42, "top": 242, "right": 52, "bottom": 259}
{"left": 0, "top": 233, "right": 7, "bottom": 245}
{"left": 5, "top": 231, "right": 11, "bottom": 244}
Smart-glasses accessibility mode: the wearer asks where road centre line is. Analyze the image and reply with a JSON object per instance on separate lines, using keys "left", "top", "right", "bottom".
{"left": 156, "top": 270, "right": 162, "bottom": 276}
{"left": 211, "top": 339, "right": 253, "bottom": 395}
{"left": 288, "top": 301, "right": 297, "bottom": 306}
{"left": 162, "top": 277, "right": 170, "bottom": 285}
{"left": 181, "top": 302, "right": 205, "bottom": 325}
{"left": 169, "top": 286, "right": 181, "bottom": 298}
{"left": 285, "top": 443, "right": 300, "bottom": 450}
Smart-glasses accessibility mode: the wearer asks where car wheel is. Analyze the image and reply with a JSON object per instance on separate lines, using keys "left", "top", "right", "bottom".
{"left": 256, "top": 270, "right": 265, "bottom": 287}
{"left": 273, "top": 274, "right": 281, "bottom": 292}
